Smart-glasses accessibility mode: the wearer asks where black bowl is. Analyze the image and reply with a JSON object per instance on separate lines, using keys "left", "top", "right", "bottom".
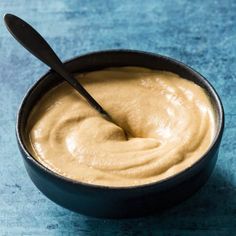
{"left": 16, "top": 50, "right": 224, "bottom": 218}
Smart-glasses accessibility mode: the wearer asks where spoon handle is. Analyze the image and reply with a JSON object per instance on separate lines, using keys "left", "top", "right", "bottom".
{"left": 4, "top": 13, "right": 111, "bottom": 118}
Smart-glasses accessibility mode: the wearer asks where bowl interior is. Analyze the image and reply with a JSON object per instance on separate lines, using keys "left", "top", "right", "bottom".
{"left": 17, "top": 50, "right": 224, "bottom": 187}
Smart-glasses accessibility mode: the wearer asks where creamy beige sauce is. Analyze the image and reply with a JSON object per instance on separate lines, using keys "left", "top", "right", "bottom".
{"left": 26, "top": 67, "right": 216, "bottom": 187}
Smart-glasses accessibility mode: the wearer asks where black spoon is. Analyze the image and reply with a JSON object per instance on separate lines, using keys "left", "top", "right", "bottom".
{"left": 4, "top": 13, "right": 113, "bottom": 122}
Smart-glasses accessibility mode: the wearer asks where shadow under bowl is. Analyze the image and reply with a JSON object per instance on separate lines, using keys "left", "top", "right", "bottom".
{"left": 16, "top": 50, "right": 224, "bottom": 218}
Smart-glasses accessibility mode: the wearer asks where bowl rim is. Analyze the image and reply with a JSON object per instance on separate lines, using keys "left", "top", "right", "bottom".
{"left": 16, "top": 49, "right": 225, "bottom": 190}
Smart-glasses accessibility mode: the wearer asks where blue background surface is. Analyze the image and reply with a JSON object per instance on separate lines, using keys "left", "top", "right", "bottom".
{"left": 0, "top": 0, "right": 235, "bottom": 235}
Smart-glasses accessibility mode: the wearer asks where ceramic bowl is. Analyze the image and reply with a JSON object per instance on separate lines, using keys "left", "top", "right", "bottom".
{"left": 16, "top": 50, "right": 224, "bottom": 218}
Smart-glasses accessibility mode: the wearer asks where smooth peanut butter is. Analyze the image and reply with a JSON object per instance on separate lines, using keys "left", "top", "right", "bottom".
{"left": 26, "top": 67, "right": 216, "bottom": 187}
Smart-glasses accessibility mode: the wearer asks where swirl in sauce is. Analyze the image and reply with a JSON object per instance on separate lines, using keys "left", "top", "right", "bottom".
{"left": 26, "top": 67, "right": 216, "bottom": 187}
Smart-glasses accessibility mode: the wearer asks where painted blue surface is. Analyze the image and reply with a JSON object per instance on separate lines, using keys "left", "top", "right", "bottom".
{"left": 0, "top": 0, "right": 235, "bottom": 235}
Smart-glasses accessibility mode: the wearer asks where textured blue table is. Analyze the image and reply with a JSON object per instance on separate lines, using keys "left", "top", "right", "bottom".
{"left": 0, "top": 0, "right": 235, "bottom": 235}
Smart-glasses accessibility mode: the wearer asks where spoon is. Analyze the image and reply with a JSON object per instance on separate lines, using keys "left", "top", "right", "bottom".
{"left": 4, "top": 13, "right": 113, "bottom": 122}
